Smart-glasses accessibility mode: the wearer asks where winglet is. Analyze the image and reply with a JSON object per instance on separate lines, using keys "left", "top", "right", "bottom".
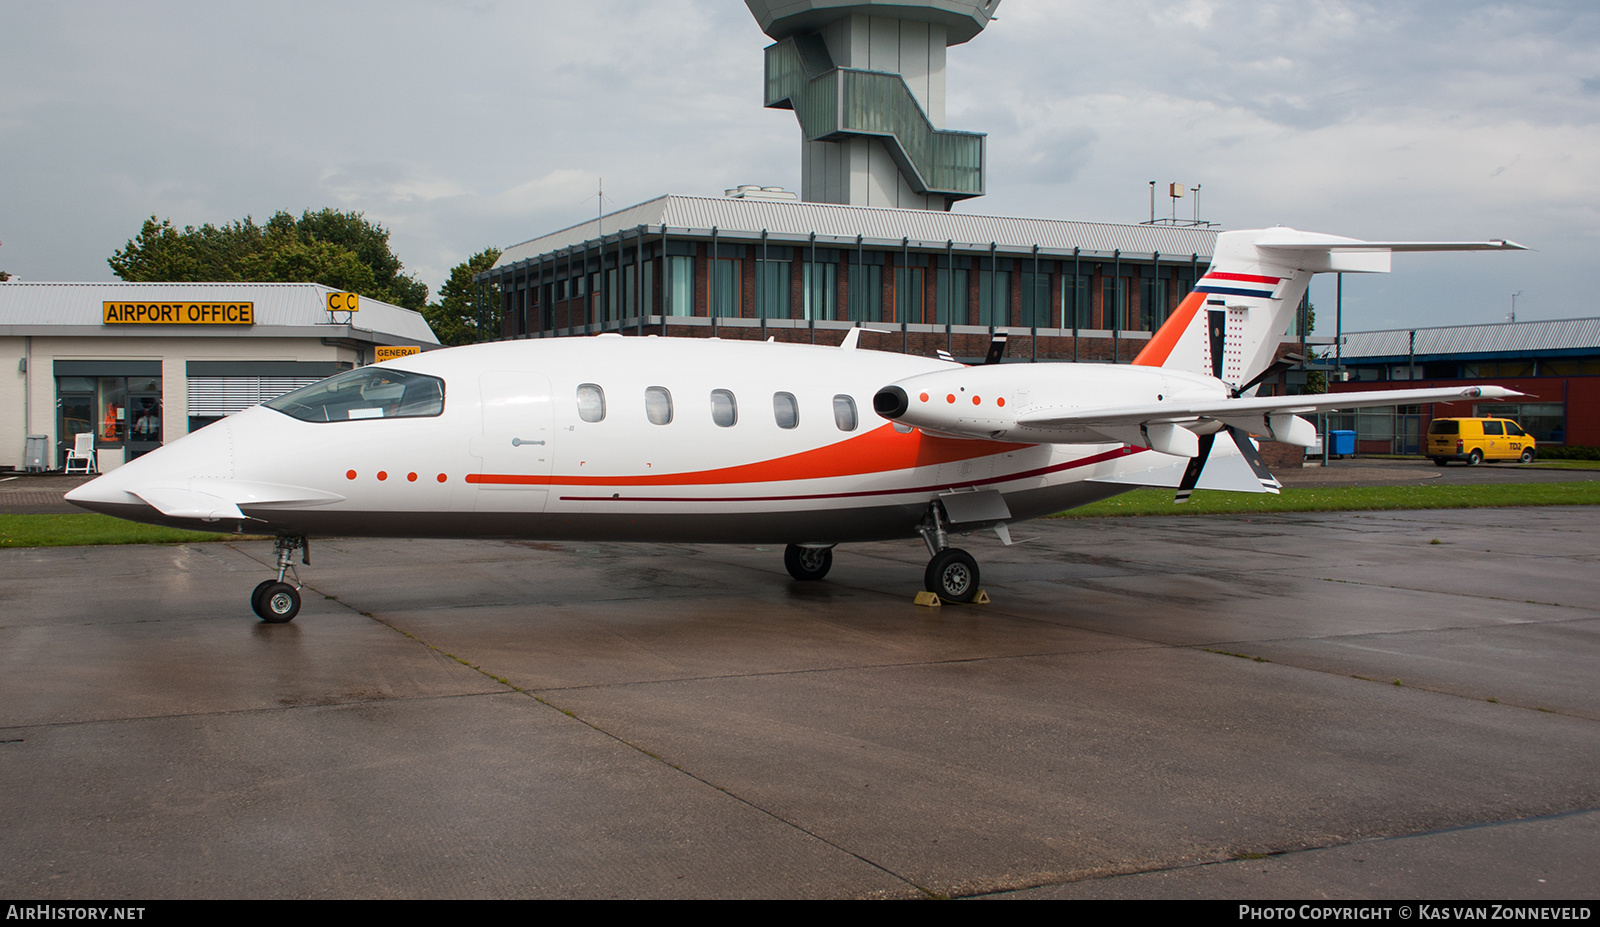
{"left": 840, "top": 327, "right": 862, "bottom": 351}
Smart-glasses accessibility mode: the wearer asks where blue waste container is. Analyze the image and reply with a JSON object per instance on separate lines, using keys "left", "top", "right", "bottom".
{"left": 1328, "top": 430, "right": 1357, "bottom": 457}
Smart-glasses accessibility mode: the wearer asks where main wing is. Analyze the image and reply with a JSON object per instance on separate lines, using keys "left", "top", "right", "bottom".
{"left": 1014, "top": 385, "right": 1522, "bottom": 453}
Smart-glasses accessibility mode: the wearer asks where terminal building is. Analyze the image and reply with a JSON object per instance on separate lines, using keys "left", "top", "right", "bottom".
{"left": 479, "top": 0, "right": 1259, "bottom": 367}
{"left": 1319, "top": 317, "right": 1600, "bottom": 454}
{"left": 0, "top": 282, "right": 437, "bottom": 471}
{"left": 484, "top": 195, "right": 1222, "bottom": 364}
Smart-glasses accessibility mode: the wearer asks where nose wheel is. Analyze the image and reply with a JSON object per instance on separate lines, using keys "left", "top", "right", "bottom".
{"left": 252, "top": 536, "right": 309, "bottom": 623}
{"left": 784, "top": 543, "right": 834, "bottom": 581}
{"left": 251, "top": 581, "right": 301, "bottom": 623}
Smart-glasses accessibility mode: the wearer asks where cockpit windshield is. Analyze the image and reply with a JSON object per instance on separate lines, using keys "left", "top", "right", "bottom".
{"left": 265, "top": 367, "right": 444, "bottom": 423}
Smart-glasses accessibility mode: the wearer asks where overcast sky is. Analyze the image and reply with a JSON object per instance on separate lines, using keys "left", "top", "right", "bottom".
{"left": 3, "top": 0, "right": 1596, "bottom": 332}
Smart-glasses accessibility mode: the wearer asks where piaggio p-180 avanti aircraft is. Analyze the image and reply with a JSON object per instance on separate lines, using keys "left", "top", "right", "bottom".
{"left": 68, "top": 227, "right": 1523, "bottom": 621}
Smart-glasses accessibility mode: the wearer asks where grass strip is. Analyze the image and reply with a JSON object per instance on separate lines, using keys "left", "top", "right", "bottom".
{"left": 0, "top": 513, "right": 243, "bottom": 548}
{"left": 1055, "top": 481, "right": 1600, "bottom": 518}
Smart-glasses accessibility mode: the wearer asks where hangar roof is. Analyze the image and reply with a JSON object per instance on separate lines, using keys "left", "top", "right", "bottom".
{"left": 1334, "top": 317, "right": 1600, "bottom": 363}
{"left": 0, "top": 282, "right": 439, "bottom": 344}
{"left": 493, "top": 194, "right": 1219, "bottom": 270}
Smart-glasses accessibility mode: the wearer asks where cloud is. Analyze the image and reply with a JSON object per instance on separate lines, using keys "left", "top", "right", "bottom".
{"left": 3, "top": 0, "right": 1598, "bottom": 327}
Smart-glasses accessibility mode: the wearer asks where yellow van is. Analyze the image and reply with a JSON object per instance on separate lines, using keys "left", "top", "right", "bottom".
{"left": 1426, "top": 417, "right": 1536, "bottom": 466}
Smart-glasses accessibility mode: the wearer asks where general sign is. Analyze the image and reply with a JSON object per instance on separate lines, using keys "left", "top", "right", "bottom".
{"left": 374, "top": 346, "right": 421, "bottom": 362}
{"left": 103, "top": 302, "right": 254, "bottom": 325}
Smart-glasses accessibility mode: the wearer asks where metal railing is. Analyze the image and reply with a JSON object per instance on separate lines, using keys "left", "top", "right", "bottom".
{"left": 764, "top": 38, "right": 985, "bottom": 199}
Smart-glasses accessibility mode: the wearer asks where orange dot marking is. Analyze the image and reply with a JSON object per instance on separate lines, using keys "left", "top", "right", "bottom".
{"left": 946, "top": 394, "right": 956, "bottom": 404}
{"left": 346, "top": 470, "right": 356, "bottom": 480}
{"left": 919, "top": 392, "right": 929, "bottom": 403}
{"left": 997, "top": 397, "right": 1006, "bottom": 407}
{"left": 972, "top": 396, "right": 982, "bottom": 405}
{"left": 407, "top": 472, "right": 418, "bottom": 482}
{"left": 377, "top": 471, "right": 388, "bottom": 481}
{"left": 436, "top": 474, "right": 448, "bottom": 483}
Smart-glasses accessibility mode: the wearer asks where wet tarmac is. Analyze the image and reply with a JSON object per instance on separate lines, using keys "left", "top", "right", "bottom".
{"left": 2, "top": 503, "right": 1596, "bottom": 898}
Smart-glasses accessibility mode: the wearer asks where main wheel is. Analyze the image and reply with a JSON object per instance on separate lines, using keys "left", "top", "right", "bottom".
{"left": 253, "top": 582, "right": 301, "bottom": 623}
{"left": 1432, "top": 457, "right": 1449, "bottom": 467}
{"left": 925, "top": 548, "right": 979, "bottom": 604}
{"left": 250, "top": 579, "right": 277, "bottom": 615}
{"left": 1468, "top": 449, "right": 1484, "bottom": 466}
{"left": 1520, "top": 447, "right": 1535, "bottom": 463}
{"left": 784, "top": 544, "right": 833, "bottom": 581}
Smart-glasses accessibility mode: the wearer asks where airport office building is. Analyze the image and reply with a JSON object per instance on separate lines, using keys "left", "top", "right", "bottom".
{"left": 0, "top": 283, "right": 438, "bottom": 471}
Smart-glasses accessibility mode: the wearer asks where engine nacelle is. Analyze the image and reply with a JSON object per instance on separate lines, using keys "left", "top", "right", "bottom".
{"left": 875, "top": 363, "right": 1227, "bottom": 447}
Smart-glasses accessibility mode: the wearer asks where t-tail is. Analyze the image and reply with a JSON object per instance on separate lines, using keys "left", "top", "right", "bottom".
{"left": 1133, "top": 228, "right": 1525, "bottom": 389}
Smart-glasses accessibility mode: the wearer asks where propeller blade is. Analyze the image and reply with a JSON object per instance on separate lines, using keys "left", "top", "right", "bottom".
{"left": 984, "top": 332, "right": 1009, "bottom": 365}
{"left": 1175, "top": 427, "right": 1280, "bottom": 502}
{"left": 1174, "top": 432, "right": 1217, "bottom": 503}
{"left": 1226, "top": 425, "right": 1282, "bottom": 491}
{"left": 1234, "top": 353, "right": 1307, "bottom": 398}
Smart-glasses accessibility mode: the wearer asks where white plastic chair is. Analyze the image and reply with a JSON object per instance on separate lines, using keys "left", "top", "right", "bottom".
{"left": 64, "top": 432, "right": 97, "bottom": 474}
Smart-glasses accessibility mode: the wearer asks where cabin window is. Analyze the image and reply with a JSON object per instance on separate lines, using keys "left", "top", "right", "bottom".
{"left": 645, "top": 386, "right": 673, "bottom": 425}
{"left": 833, "top": 395, "right": 858, "bottom": 432}
{"left": 266, "top": 367, "right": 444, "bottom": 423}
{"left": 710, "top": 389, "right": 737, "bottom": 427}
{"left": 576, "top": 383, "right": 606, "bottom": 423}
{"left": 773, "top": 392, "right": 799, "bottom": 430}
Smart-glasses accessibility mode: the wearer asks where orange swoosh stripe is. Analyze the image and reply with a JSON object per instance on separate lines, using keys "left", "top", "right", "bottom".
{"left": 467, "top": 423, "right": 1033, "bottom": 487}
{"left": 1132, "top": 289, "right": 1207, "bottom": 367}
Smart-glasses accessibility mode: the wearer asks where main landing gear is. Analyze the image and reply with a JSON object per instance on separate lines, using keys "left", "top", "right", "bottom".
{"left": 782, "top": 502, "right": 984, "bottom": 602}
{"left": 252, "top": 535, "right": 309, "bottom": 623}
{"left": 917, "top": 501, "right": 980, "bottom": 603}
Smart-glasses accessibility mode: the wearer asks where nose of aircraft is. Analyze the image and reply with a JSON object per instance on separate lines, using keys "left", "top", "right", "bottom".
{"left": 63, "top": 471, "right": 135, "bottom": 512}
{"left": 64, "top": 419, "right": 236, "bottom": 517}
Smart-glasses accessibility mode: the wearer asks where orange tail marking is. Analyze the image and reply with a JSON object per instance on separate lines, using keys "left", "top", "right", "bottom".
{"left": 1132, "top": 290, "right": 1207, "bottom": 367}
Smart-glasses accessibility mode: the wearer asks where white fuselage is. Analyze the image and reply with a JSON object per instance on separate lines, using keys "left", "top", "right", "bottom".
{"left": 67, "top": 335, "right": 1210, "bottom": 543}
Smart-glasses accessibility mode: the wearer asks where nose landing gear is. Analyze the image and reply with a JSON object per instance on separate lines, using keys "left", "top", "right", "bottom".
{"left": 252, "top": 535, "right": 309, "bottom": 623}
{"left": 784, "top": 543, "right": 835, "bottom": 581}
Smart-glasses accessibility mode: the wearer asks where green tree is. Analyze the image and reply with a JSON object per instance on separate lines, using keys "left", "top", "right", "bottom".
{"left": 108, "top": 209, "right": 428, "bottom": 310}
{"left": 424, "top": 247, "right": 502, "bottom": 346}
{"left": 1293, "top": 300, "right": 1326, "bottom": 394}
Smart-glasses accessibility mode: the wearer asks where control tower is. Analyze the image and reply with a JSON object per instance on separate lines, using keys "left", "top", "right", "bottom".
{"left": 748, "top": 0, "right": 1000, "bottom": 211}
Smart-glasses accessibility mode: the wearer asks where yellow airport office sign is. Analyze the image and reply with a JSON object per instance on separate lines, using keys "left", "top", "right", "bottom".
{"left": 103, "top": 302, "right": 254, "bottom": 325}
{"left": 327, "top": 292, "right": 360, "bottom": 313}
{"left": 374, "top": 345, "right": 421, "bottom": 363}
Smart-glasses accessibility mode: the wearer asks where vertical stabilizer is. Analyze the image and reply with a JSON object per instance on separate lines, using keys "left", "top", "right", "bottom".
{"left": 1132, "top": 228, "right": 1523, "bottom": 389}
